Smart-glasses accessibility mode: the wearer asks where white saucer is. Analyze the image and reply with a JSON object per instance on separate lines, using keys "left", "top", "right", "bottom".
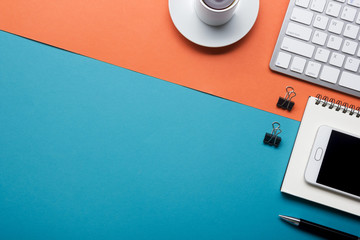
{"left": 169, "top": 0, "right": 259, "bottom": 48}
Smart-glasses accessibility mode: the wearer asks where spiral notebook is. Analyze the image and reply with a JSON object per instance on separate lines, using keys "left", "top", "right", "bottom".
{"left": 281, "top": 96, "right": 360, "bottom": 217}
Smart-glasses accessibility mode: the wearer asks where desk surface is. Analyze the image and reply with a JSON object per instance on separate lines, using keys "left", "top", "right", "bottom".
{"left": 1, "top": 31, "right": 359, "bottom": 240}
{"left": 1, "top": 0, "right": 359, "bottom": 121}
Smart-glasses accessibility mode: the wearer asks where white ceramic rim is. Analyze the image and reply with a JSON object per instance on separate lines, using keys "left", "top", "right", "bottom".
{"left": 200, "top": 0, "right": 240, "bottom": 13}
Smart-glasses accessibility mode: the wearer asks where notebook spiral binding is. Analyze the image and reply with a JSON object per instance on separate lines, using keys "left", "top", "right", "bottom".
{"left": 315, "top": 94, "right": 360, "bottom": 118}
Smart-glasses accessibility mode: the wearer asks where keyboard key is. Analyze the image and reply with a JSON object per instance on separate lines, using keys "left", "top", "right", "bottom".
{"left": 342, "top": 39, "right": 358, "bottom": 54}
{"left": 291, "top": 56, "right": 307, "bottom": 73}
{"left": 328, "top": 19, "right": 344, "bottom": 34}
{"left": 314, "top": 47, "right": 330, "bottom": 62}
{"left": 286, "top": 22, "right": 313, "bottom": 41}
{"left": 313, "top": 14, "right": 329, "bottom": 29}
{"left": 344, "top": 57, "right": 360, "bottom": 71}
{"left": 343, "top": 24, "right": 359, "bottom": 39}
{"left": 311, "top": 0, "right": 327, "bottom": 12}
{"left": 348, "top": 0, "right": 360, "bottom": 8}
{"left": 341, "top": 6, "right": 357, "bottom": 21}
{"left": 295, "top": 0, "right": 310, "bottom": 8}
{"left": 281, "top": 37, "right": 315, "bottom": 58}
{"left": 327, "top": 35, "right": 343, "bottom": 50}
{"left": 329, "top": 52, "right": 345, "bottom": 67}
{"left": 326, "top": 1, "right": 342, "bottom": 17}
{"left": 312, "top": 30, "right": 328, "bottom": 45}
{"left": 305, "top": 61, "right": 322, "bottom": 77}
{"left": 356, "top": 12, "right": 360, "bottom": 24}
{"left": 339, "top": 71, "right": 360, "bottom": 91}
{"left": 291, "top": 7, "right": 314, "bottom": 25}
{"left": 275, "top": 52, "right": 292, "bottom": 69}
{"left": 320, "top": 65, "right": 340, "bottom": 83}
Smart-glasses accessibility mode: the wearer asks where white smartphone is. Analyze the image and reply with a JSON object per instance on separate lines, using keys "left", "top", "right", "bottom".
{"left": 305, "top": 125, "right": 360, "bottom": 201}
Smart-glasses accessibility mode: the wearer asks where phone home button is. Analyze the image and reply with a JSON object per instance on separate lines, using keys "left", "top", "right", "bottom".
{"left": 315, "top": 147, "right": 323, "bottom": 161}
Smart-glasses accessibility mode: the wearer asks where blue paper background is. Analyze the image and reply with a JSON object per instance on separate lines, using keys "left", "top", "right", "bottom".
{"left": 0, "top": 31, "right": 359, "bottom": 239}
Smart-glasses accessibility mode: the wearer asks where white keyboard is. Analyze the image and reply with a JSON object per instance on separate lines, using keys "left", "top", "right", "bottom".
{"left": 270, "top": 0, "right": 360, "bottom": 98}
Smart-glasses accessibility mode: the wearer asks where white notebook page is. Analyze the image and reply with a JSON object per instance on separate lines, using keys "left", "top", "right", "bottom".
{"left": 281, "top": 96, "right": 360, "bottom": 216}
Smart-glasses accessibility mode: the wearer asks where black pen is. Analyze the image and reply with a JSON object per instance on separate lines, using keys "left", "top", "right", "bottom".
{"left": 279, "top": 215, "right": 359, "bottom": 240}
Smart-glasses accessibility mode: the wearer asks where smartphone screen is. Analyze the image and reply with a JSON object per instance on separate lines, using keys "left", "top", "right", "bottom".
{"left": 317, "top": 130, "right": 360, "bottom": 197}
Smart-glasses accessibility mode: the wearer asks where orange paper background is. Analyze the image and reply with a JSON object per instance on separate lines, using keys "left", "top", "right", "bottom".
{"left": 1, "top": 0, "right": 359, "bottom": 121}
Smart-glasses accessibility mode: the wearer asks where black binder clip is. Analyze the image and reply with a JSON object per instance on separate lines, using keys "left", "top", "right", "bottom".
{"left": 277, "top": 86, "right": 296, "bottom": 111}
{"left": 264, "top": 122, "right": 282, "bottom": 147}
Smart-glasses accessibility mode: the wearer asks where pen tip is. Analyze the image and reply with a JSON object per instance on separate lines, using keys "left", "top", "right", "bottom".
{"left": 278, "top": 215, "right": 300, "bottom": 226}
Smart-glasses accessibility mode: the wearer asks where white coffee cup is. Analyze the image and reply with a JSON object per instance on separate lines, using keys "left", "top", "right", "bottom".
{"left": 194, "top": 0, "right": 240, "bottom": 26}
